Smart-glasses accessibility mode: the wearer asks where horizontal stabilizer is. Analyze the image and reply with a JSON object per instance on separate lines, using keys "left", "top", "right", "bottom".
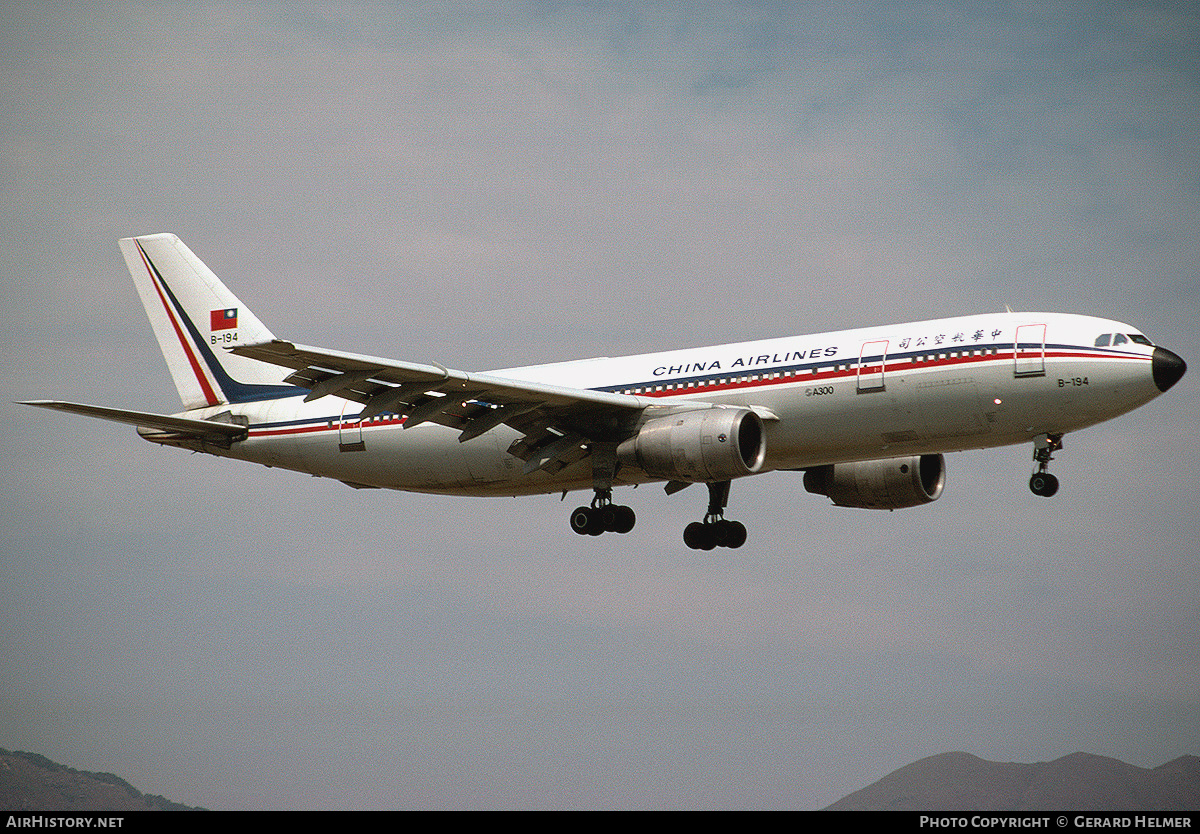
{"left": 19, "top": 400, "right": 248, "bottom": 444}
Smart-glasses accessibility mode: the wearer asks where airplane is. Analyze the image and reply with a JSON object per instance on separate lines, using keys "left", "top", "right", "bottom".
{"left": 22, "top": 234, "right": 1186, "bottom": 550}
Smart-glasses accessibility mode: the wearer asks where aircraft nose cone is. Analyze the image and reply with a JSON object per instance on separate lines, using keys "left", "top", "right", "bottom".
{"left": 1152, "top": 347, "right": 1186, "bottom": 392}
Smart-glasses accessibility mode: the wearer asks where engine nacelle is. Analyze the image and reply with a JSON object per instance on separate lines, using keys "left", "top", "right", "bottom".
{"left": 616, "top": 408, "right": 766, "bottom": 483}
{"left": 803, "top": 453, "right": 946, "bottom": 509}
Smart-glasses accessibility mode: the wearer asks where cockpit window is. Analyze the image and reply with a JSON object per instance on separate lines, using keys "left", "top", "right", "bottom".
{"left": 1097, "top": 332, "right": 1154, "bottom": 348}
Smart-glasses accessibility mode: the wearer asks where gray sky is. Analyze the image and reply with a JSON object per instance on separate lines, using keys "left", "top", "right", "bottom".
{"left": 2, "top": 1, "right": 1197, "bottom": 810}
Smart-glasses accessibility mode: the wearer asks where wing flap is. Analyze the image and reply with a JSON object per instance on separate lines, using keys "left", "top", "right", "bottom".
{"left": 229, "top": 339, "right": 735, "bottom": 479}
{"left": 230, "top": 339, "right": 657, "bottom": 442}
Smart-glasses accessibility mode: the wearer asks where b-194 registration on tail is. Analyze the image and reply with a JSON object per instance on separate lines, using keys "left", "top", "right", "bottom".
{"left": 23, "top": 234, "right": 1186, "bottom": 549}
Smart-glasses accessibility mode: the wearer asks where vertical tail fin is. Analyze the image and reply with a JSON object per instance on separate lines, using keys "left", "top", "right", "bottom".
{"left": 119, "top": 234, "right": 294, "bottom": 409}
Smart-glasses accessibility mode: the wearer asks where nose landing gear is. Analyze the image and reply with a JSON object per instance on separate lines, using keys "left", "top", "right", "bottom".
{"left": 1029, "top": 433, "right": 1063, "bottom": 497}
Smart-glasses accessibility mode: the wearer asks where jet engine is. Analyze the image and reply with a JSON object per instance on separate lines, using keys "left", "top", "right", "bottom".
{"left": 617, "top": 408, "right": 766, "bottom": 483}
{"left": 803, "top": 453, "right": 945, "bottom": 509}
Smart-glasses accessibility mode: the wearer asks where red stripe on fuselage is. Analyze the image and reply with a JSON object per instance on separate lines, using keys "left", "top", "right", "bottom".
{"left": 239, "top": 347, "right": 1150, "bottom": 436}
{"left": 624, "top": 347, "right": 1149, "bottom": 398}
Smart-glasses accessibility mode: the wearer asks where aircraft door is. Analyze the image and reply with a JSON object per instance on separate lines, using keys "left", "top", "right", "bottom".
{"left": 338, "top": 401, "right": 365, "bottom": 452}
{"left": 1014, "top": 324, "right": 1047, "bottom": 377}
{"left": 857, "top": 340, "right": 888, "bottom": 393}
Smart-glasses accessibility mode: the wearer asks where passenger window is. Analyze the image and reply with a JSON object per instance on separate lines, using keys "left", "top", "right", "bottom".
{"left": 1095, "top": 334, "right": 1111, "bottom": 347}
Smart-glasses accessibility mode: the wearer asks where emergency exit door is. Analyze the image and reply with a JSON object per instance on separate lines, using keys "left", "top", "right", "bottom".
{"left": 1014, "top": 324, "right": 1047, "bottom": 377}
{"left": 857, "top": 340, "right": 888, "bottom": 392}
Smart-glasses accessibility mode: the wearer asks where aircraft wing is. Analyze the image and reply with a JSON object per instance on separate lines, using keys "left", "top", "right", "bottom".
{"left": 230, "top": 339, "right": 664, "bottom": 473}
{"left": 19, "top": 400, "right": 248, "bottom": 446}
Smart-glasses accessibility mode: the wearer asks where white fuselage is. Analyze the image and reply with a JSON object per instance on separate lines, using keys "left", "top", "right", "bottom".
{"left": 168, "top": 311, "right": 1167, "bottom": 498}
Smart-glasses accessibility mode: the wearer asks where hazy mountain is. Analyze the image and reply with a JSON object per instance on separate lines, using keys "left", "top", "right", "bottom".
{"left": 825, "top": 751, "right": 1200, "bottom": 811}
{"left": 6, "top": 746, "right": 1196, "bottom": 811}
{"left": 0, "top": 749, "right": 203, "bottom": 812}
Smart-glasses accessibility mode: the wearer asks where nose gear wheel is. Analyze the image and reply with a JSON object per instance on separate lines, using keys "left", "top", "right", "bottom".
{"left": 1029, "top": 433, "right": 1063, "bottom": 497}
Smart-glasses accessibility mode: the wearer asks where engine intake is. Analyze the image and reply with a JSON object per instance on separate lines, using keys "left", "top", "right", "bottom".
{"left": 617, "top": 408, "right": 766, "bottom": 483}
{"left": 803, "top": 454, "right": 946, "bottom": 509}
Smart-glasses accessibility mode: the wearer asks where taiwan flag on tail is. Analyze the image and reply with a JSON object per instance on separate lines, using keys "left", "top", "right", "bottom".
{"left": 210, "top": 308, "right": 238, "bottom": 331}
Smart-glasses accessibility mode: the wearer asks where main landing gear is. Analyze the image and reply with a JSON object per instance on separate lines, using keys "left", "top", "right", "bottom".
{"left": 1029, "top": 433, "right": 1063, "bottom": 497}
{"left": 570, "top": 490, "right": 636, "bottom": 536}
{"left": 683, "top": 481, "right": 747, "bottom": 550}
{"left": 570, "top": 445, "right": 636, "bottom": 536}
{"left": 566, "top": 448, "right": 747, "bottom": 547}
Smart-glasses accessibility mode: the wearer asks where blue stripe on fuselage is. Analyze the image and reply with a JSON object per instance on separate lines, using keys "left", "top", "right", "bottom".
{"left": 139, "top": 246, "right": 307, "bottom": 404}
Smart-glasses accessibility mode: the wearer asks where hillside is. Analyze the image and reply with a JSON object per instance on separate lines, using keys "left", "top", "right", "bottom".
{"left": 825, "top": 751, "right": 1200, "bottom": 811}
{"left": 0, "top": 749, "right": 203, "bottom": 812}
